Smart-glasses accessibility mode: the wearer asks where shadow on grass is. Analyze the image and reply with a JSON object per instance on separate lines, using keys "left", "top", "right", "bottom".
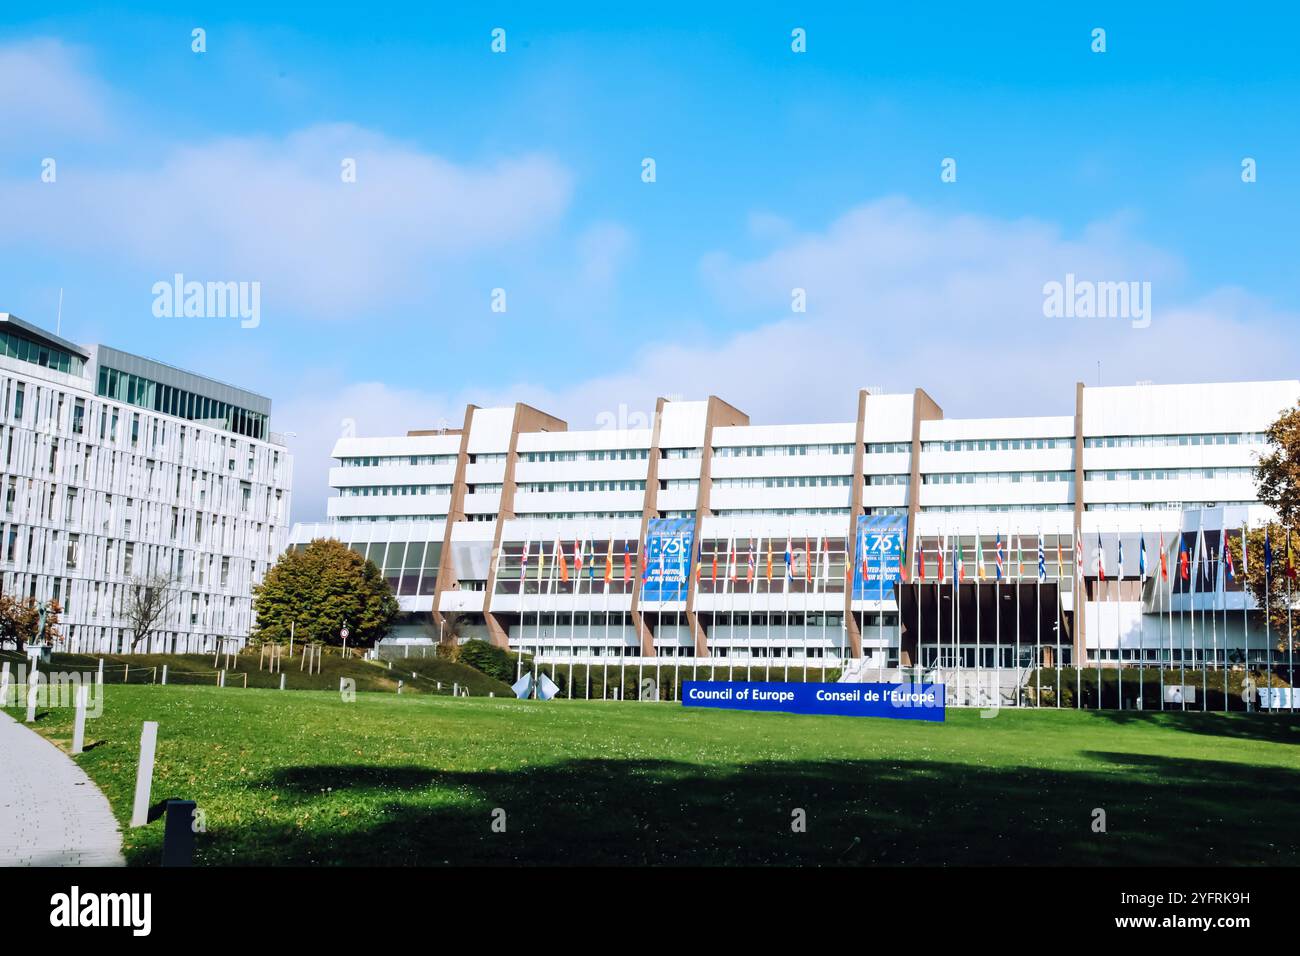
{"left": 160, "top": 750, "right": 1300, "bottom": 867}
{"left": 1080, "top": 708, "right": 1300, "bottom": 746}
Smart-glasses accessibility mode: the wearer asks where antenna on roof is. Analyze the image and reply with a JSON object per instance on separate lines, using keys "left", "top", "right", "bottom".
{"left": 55, "top": 288, "right": 63, "bottom": 337}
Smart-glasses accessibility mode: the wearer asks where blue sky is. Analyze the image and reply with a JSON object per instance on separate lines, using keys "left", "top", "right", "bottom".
{"left": 2, "top": 3, "right": 1298, "bottom": 518}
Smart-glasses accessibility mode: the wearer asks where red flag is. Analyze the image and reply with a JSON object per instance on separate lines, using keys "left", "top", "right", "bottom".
{"left": 711, "top": 553, "right": 717, "bottom": 582}
{"left": 805, "top": 537, "right": 812, "bottom": 583}
{"left": 1159, "top": 531, "right": 1168, "bottom": 581}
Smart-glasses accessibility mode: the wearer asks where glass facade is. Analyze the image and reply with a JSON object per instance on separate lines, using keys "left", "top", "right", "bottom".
{"left": 0, "top": 326, "right": 84, "bottom": 376}
{"left": 96, "top": 364, "right": 267, "bottom": 439}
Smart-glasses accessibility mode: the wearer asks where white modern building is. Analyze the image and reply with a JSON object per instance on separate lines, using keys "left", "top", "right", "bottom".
{"left": 0, "top": 313, "right": 293, "bottom": 653}
{"left": 289, "top": 380, "right": 1298, "bottom": 674}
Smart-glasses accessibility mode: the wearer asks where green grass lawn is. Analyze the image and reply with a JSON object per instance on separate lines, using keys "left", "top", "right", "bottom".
{"left": 12, "top": 684, "right": 1300, "bottom": 866}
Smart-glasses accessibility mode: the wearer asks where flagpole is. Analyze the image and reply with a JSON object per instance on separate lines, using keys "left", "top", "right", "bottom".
{"left": 602, "top": 538, "right": 610, "bottom": 699}
{"left": 1179, "top": 530, "right": 1188, "bottom": 713}
{"left": 1288, "top": 528, "right": 1294, "bottom": 713}
{"left": 821, "top": 536, "right": 830, "bottom": 684}
{"left": 995, "top": 532, "right": 1001, "bottom": 708}
{"left": 805, "top": 536, "right": 812, "bottom": 683}
{"left": 1015, "top": 533, "right": 1022, "bottom": 708}
{"left": 1116, "top": 530, "right": 1123, "bottom": 710}
{"left": 574, "top": 538, "right": 585, "bottom": 697}
{"left": 784, "top": 524, "right": 792, "bottom": 683}
{"left": 1159, "top": 531, "right": 1167, "bottom": 711}
{"left": 1264, "top": 526, "right": 1272, "bottom": 713}
{"left": 975, "top": 528, "right": 982, "bottom": 707}
{"left": 1241, "top": 523, "right": 1249, "bottom": 712}
{"left": 1138, "top": 528, "right": 1149, "bottom": 707}
{"left": 759, "top": 535, "right": 769, "bottom": 686}
{"left": 877, "top": 531, "right": 884, "bottom": 686}
{"left": 748, "top": 535, "right": 756, "bottom": 683}
{"left": 518, "top": 534, "right": 530, "bottom": 684}
{"left": 1094, "top": 531, "right": 1102, "bottom": 710}
{"left": 1055, "top": 533, "right": 1063, "bottom": 708}
{"left": 1035, "top": 530, "right": 1042, "bottom": 709}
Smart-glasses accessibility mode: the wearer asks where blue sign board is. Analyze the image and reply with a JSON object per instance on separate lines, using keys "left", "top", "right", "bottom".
{"left": 681, "top": 681, "right": 945, "bottom": 721}
{"left": 642, "top": 516, "right": 695, "bottom": 602}
{"left": 852, "top": 514, "right": 907, "bottom": 600}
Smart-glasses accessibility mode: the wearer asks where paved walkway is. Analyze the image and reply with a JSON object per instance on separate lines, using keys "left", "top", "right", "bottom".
{"left": 0, "top": 710, "right": 124, "bottom": 866}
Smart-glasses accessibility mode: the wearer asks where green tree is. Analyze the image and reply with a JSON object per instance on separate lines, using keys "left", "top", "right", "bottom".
{"left": 1256, "top": 401, "right": 1300, "bottom": 525}
{"left": 1228, "top": 397, "right": 1300, "bottom": 656}
{"left": 252, "top": 538, "right": 399, "bottom": 647}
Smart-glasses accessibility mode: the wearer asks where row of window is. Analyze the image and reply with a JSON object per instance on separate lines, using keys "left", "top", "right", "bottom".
{"left": 923, "top": 471, "right": 1074, "bottom": 484}
{"left": 339, "top": 485, "right": 452, "bottom": 497}
{"left": 1084, "top": 432, "right": 1266, "bottom": 448}
{"left": 96, "top": 365, "right": 268, "bottom": 440}
{"left": 1085, "top": 500, "right": 1254, "bottom": 512}
{"left": 712, "top": 475, "right": 853, "bottom": 489}
{"left": 713, "top": 443, "right": 854, "bottom": 458}
{"left": 338, "top": 455, "right": 457, "bottom": 467}
{"left": 518, "top": 480, "right": 646, "bottom": 493}
{"left": 921, "top": 504, "right": 1073, "bottom": 513}
{"left": 866, "top": 474, "right": 909, "bottom": 486}
{"left": 522, "top": 449, "right": 649, "bottom": 462}
{"left": 0, "top": 327, "right": 85, "bottom": 377}
{"left": 866, "top": 442, "right": 910, "bottom": 454}
{"left": 922, "top": 437, "right": 1074, "bottom": 452}
{"left": 1085, "top": 467, "right": 1254, "bottom": 482}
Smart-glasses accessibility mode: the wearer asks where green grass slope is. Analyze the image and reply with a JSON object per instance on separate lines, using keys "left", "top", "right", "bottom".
{"left": 9, "top": 684, "right": 1300, "bottom": 866}
{"left": 0, "top": 649, "right": 511, "bottom": 697}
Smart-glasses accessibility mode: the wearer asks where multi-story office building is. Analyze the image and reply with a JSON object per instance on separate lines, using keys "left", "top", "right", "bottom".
{"left": 289, "top": 380, "right": 1297, "bottom": 676}
{"left": 0, "top": 313, "right": 293, "bottom": 653}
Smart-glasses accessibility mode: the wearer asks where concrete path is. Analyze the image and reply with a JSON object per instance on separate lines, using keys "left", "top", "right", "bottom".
{"left": 0, "top": 710, "right": 124, "bottom": 866}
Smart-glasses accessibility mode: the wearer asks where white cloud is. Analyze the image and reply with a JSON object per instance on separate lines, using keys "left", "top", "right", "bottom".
{"left": 0, "top": 38, "right": 109, "bottom": 138}
{"left": 284, "top": 197, "right": 1300, "bottom": 521}
{"left": 0, "top": 123, "right": 572, "bottom": 316}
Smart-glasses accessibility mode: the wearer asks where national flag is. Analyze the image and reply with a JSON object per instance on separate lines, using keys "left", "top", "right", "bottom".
{"left": 955, "top": 536, "right": 965, "bottom": 583}
{"left": 937, "top": 535, "right": 946, "bottom": 582}
{"left": 1139, "top": 532, "right": 1148, "bottom": 583}
{"left": 994, "top": 532, "right": 1004, "bottom": 581}
{"left": 1056, "top": 536, "right": 1064, "bottom": 578}
{"left": 1037, "top": 533, "right": 1046, "bottom": 582}
{"left": 538, "top": 540, "right": 546, "bottom": 581}
{"left": 1075, "top": 535, "right": 1084, "bottom": 576}
{"left": 520, "top": 540, "right": 530, "bottom": 577}
{"left": 898, "top": 536, "right": 908, "bottom": 584}
{"left": 1241, "top": 524, "right": 1248, "bottom": 576}
{"left": 820, "top": 537, "right": 830, "bottom": 582}
{"left": 784, "top": 539, "right": 793, "bottom": 580}
{"left": 711, "top": 549, "right": 718, "bottom": 582}
{"left": 1224, "top": 528, "right": 1236, "bottom": 583}
{"left": 558, "top": 539, "right": 569, "bottom": 583}
{"left": 1117, "top": 536, "right": 1125, "bottom": 581}
{"left": 916, "top": 535, "right": 926, "bottom": 582}
{"left": 730, "top": 546, "right": 738, "bottom": 583}
{"left": 605, "top": 539, "right": 614, "bottom": 583}
{"left": 1264, "top": 526, "right": 1273, "bottom": 575}
{"left": 766, "top": 540, "right": 773, "bottom": 581}
{"left": 1016, "top": 534, "right": 1024, "bottom": 579}
{"left": 623, "top": 542, "right": 632, "bottom": 582}
{"left": 1177, "top": 535, "right": 1189, "bottom": 581}
{"left": 748, "top": 544, "right": 756, "bottom": 583}
{"left": 805, "top": 537, "right": 813, "bottom": 584}
{"left": 975, "top": 531, "right": 986, "bottom": 580}
{"left": 1158, "top": 530, "right": 1168, "bottom": 581}
{"left": 573, "top": 541, "right": 583, "bottom": 575}
{"left": 1096, "top": 531, "right": 1106, "bottom": 582}
{"left": 1198, "top": 528, "right": 1211, "bottom": 584}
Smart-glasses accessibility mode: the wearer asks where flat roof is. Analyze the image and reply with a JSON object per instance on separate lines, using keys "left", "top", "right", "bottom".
{"left": 0, "top": 313, "right": 91, "bottom": 360}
